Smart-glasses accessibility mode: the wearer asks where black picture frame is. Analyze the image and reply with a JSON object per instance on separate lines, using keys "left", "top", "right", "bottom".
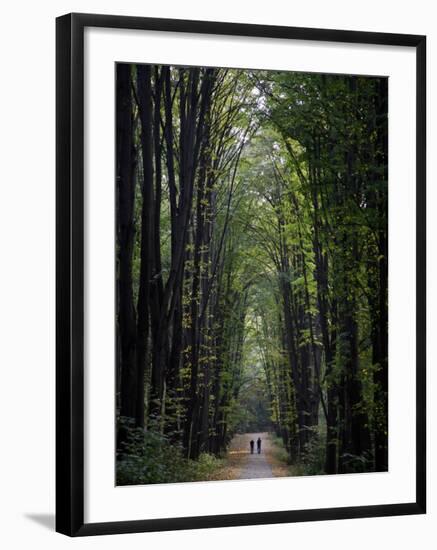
{"left": 56, "top": 12, "right": 426, "bottom": 537}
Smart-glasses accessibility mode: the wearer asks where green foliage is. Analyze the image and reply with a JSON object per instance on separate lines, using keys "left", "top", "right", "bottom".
{"left": 117, "top": 64, "right": 388, "bottom": 481}
{"left": 117, "top": 417, "right": 224, "bottom": 485}
{"left": 298, "top": 426, "right": 327, "bottom": 476}
{"left": 338, "top": 452, "right": 375, "bottom": 474}
{"left": 270, "top": 433, "right": 290, "bottom": 465}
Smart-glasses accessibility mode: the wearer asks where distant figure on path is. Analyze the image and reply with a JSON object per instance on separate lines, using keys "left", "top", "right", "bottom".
{"left": 257, "top": 437, "right": 262, "bottom": 454}
{"left": 250, "top": 440, "right": 255, "bottom": 454}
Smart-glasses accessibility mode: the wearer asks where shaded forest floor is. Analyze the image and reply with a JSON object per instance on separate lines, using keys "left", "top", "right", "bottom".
{"left": 209, "top": 432, "right": 291, "bottom": 481}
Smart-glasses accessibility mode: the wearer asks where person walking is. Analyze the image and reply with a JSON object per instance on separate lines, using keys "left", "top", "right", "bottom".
{"left": 257, "top": 437, "right": 262, "bottom": 454}
{"left": 250, "top": 440, "right": 255, "bottom": 454}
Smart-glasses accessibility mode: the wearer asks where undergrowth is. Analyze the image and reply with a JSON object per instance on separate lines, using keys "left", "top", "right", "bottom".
{"left": 116, "top": 417, "right": 224, "bottom": 485}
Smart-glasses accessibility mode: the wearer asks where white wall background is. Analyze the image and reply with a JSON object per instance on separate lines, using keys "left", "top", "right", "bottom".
{"left": 0, "top": 0, "right": 434, "bottom": 547}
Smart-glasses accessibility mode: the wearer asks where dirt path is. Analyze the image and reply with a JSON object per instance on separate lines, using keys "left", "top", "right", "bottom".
{"left": 226, "top": 432, "right": 274, "bottom": 480}
{"left": 209, "top": 431, "right": 290, "bottom": 481}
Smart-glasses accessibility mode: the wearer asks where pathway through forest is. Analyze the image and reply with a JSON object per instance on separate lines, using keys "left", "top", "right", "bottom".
{"left": 238, "top": 433, "right": 273, "bottom": 479}
{"left": 223, "top": 432, "right": 278, "bottom": 479}
{"left": 116, "top": 66, "right": 389, "bottom": 483}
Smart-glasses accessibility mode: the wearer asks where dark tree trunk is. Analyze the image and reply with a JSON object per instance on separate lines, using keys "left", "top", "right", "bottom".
{"left": 310, "top": 171, "right": 338, "bottom": 474}
{"left": 116, "top": 64, "right": 138, "bottom": 431}
{"left": 136, "top": 65, "right": 155, "bottom": 428}
{"left": 371, "top": 78, "right": 389, "bottom": 471}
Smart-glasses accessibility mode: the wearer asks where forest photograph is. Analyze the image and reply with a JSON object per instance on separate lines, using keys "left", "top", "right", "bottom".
{"left": 115, "top": 63, "right": 388, "bottom": 486}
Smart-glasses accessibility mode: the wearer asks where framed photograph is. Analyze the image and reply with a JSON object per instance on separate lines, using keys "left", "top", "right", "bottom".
{"left": 56, "top": 12, "right": 426, "bottom": 536}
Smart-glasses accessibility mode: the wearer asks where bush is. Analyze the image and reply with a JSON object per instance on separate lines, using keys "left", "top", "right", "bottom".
{"left": 271, "top": 427, "right": 326, "bottom": 477}
{"left": 270, "top": 433, "right": 290, "bottom": 464}
{"left": 299, "top": 427, "right": 326, "bottom": 476}
{"left": 338, "top": 451, "right": 374, "bottom": 474}
{"left": 116, "top": 417, "right": 223, "bottom": 485}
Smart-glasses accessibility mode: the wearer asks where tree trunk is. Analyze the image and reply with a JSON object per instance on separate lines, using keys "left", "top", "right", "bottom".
{"left": 116, "top": 64, "right": 137, "bottom": 431}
